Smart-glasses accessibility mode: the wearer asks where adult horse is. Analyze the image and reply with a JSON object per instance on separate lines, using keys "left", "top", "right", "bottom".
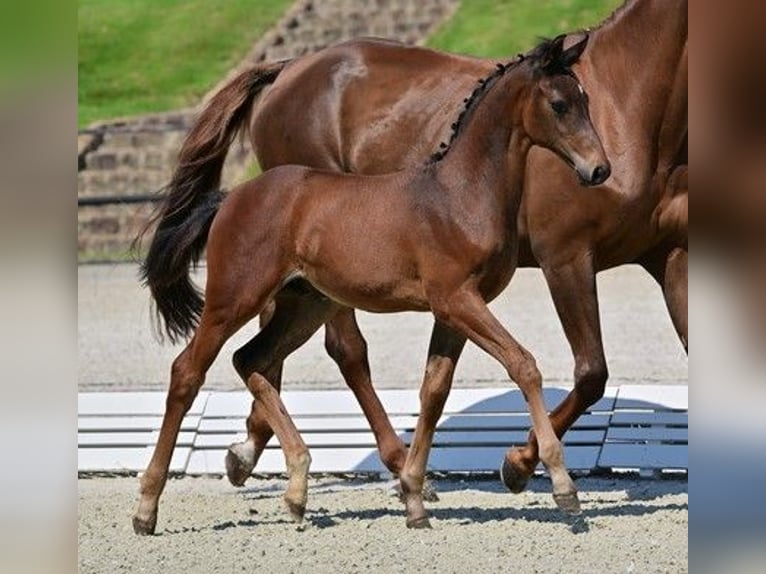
{"left": 135, "top": 36, "right": 608, "bottom": 533}
{"left": 148, "top": 0, "right": 687, "bottom": 493}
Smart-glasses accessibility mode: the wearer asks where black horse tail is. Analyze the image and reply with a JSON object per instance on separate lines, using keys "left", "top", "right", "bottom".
{"left": 138, "top": 60, "right": 288, "bottom": 343}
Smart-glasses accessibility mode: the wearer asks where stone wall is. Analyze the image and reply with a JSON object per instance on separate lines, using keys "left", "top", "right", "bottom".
{"left": 78, "top": 0, "right": 459, "bottom": 260}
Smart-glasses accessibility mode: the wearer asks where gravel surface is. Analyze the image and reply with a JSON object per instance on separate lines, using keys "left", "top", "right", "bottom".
{"left": 78, "top": 475, "right": 688, "bottom": 573}
{"left": 78, "top": 263, "right": 688, "bottom": 392}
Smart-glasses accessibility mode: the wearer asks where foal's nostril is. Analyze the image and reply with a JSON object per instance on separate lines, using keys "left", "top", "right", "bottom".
{"left": 591, "top": 164, "right": 611, "bottom": 185}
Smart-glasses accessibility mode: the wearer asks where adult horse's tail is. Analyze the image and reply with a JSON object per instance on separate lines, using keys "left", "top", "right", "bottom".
{"left": 139, "top": 60, "right": 287, "bottom": 343}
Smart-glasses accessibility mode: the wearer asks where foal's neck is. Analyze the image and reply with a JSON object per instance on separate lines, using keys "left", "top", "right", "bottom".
{"left": 435, "top": 67, "right": 532, "bottom": 214}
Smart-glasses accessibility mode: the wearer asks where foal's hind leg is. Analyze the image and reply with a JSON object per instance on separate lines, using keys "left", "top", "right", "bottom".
{"left": 245, "top": 371, "right": 312, "bottom": 522}
{"left": 133, "top": 307, "right": 244, "bottom": 535}
{"left": 231, "top": 296, "right": 419, "bottom": 495}
{"left": 226, "top": 285, "right": 339, "bottom": 486}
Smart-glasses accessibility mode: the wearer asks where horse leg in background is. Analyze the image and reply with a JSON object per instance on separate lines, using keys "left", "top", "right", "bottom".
{"left": 323, "top": 307, "right": 441, "bottom": 500}
{"left": 226, "top": 284, "right": 339, "bottom": 486}
{"left": 399, "top": 321, "right": 466, "bottom": 528}
{"left": 640, "top": 165, "right": 688, "bottom": 351}
{"left": 134, "top": 303, "right": 255, "bottom": 534}
{"left": 501, "top": 256, "right": 607, "bottom": 494}
{"left": 639, "top": 245, "right": 688, "bottom": 352}
{"left": 424, "top": 287, "right": 579, "bottom": 517}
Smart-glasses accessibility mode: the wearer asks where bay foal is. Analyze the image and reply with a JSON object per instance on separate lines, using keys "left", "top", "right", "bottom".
{"left": 134, "top": 35, "right": 609, "bottom": 533}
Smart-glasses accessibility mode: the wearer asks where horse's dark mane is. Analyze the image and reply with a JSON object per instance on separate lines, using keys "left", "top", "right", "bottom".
{"left": 428, "top": 37, "right": 572, "bottom": 164}
{"left": 428, "top": 59, "right": 518, "bottom": 163}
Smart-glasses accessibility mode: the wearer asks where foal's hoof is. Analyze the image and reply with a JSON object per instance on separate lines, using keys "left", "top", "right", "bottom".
{"left": 285, "top": 499, "right": 306, "bottom": 523}
{"left": 553, "top": 491, "right": 582, "bottom": 515}
{"left": 132, "top": 515, "right": 157, "bottom": 536}
{"left": 406, "top": 515, "right": 432, "bottom": 529}
{"left": 225, "top": 443, "right": 254, "bottom": 487}
{"left": 500, "top": 456, "right": 529, "bottom": 494}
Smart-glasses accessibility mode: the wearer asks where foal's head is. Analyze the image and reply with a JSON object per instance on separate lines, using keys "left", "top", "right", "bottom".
{"left": 521, "top": 35, "right": 610, "bottom": 186}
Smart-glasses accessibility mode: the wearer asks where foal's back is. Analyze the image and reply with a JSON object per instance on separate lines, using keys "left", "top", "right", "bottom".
{"left": 212, "top": 164, "right": 439, "bottom": 312}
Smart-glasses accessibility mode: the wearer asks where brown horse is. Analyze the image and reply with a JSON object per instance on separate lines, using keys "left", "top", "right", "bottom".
{"left": 134, "top": 36, "right": 609, "bottom": 533}
{"left": 187, "top": 0, "right": 685, "bottom": 493}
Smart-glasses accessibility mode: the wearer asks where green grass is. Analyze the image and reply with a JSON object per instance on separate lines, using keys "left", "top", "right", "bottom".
{"left": 78, "top": 0, "right": 293, "bottom": 128}
{"left": 428, "top": 0, "right": 622, "bottom": 57}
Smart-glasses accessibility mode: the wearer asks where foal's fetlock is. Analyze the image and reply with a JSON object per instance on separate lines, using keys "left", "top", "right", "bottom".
{"left": 550, "top": 470, "right": 580, "bottom": 514}
{"left": 284, "top": 452, "right": 311, "bottom": 522}
{"left": 552, "top": 490, "right": 581, "bottom": 515}
{"left": 225, "top": 441, "right": 257, "bottom": 487}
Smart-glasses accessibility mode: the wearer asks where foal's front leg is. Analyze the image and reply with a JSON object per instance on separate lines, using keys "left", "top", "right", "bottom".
{"left": 431, "top": 286, "right": 580, "bottom": 514}
{"left": 399, "top": 321, "right": 466, "bottom": 528}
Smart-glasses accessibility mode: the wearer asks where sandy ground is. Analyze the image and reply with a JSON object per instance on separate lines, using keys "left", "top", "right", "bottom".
{"left": 78, "top": 475, "right": 687, "bottom": 573}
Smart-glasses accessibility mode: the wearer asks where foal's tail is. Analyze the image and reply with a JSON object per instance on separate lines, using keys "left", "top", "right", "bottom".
{"left": 139, "top": 60, "right": 288, "bottom": 343}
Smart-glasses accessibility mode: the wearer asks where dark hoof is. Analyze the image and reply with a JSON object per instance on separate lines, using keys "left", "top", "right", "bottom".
{"left": 406, "top": 515, "right": 432, "bottom": 529}
{"left": 225, "top": 446, "right": 252, "bottom": 487}
{"left": 553, "top": 492, "right": 582, "bottom": 515}
{"left": 132, "top": 515, "right": 156, "bottom": 536}
{"left": 500, "top": 457, "right": 529, "bottom": 494}
{"left": 285, "top": 499, "right": 306, "bottom": 523}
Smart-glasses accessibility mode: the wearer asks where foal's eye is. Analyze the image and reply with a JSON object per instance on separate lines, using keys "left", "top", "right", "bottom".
{"left": 551, "top": 100, "right": 568, "bottom": 115}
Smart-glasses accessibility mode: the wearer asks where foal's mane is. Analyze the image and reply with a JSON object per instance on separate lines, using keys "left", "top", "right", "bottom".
{"left": 428, "top": 37, "right": 573, "bottom": 164}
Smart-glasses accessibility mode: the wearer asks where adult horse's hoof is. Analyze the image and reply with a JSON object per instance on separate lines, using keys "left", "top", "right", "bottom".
{"left": 225, "top": 443, "right": 254, "bottom": 487}
{"left": 422, "top": 479, "right": 440, "bottom": 502}
{"left": 500, "top": 456, "right": 529, "bottom": 494}
{"left": 132, "top": 515, "right": 157, "bottom": 536}
{"left": 396, "top": 479, "right": 440, "bottom": 503}
{"left": 285, "top": 499, "right": 306, "bottom": 523}
{"left": 553, "top": 491, "right": 582, "bottom": 515}
{"left": 406, "top": 515, "right": 432, "bottom": 529}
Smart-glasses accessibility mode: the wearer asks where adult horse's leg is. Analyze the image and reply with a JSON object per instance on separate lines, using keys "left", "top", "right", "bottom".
{"left": 226, "top": 285, "right": 338, "bottom": 486}
{"left": 324, "top": 308, "right": 416, "bottom": 479}
{"left": 501, "top": 257, "right": 606, "bottom": 495}
{"left": 399, "top": 321, "right": 466, "bottom": 528}
{"left": 639, "top": 246, "right": 688, "bottom": 352}
{"left": 133, "top": 307, "right": 242, "bottom": 535}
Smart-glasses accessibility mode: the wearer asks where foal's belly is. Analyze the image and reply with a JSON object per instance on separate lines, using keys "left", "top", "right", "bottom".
{"left": 299, "top": 266, "right": 430, "bottom": 314}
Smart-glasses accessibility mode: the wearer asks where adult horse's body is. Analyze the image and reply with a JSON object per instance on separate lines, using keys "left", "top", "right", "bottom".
{"left": 150, "top": 0, "right": 687, "bottom": 492}
{"left": 135, "top": 36, "right": 608, "bottom": 533}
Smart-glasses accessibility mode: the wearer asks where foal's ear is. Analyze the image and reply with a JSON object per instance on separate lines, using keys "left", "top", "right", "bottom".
{"left": 560, "top": 34, "right": 589, "bottom": 68}
{"left": 540, "top": 34, "right": 567, "bottom": 71}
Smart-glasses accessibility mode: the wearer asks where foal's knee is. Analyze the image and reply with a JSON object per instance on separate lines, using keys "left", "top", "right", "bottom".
{"left": 574, "top": 358, "right": 608, "bottom": 406}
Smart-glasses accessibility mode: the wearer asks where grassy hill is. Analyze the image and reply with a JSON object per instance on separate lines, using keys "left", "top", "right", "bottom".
{"left": 78, "top": 0, "right": 622, "bottom": 128}
{"left": 77, "top": 0, "right": 293, "bottom": 127}
{"left": 429, "top": 0, "right": 621, "bottom": 56}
